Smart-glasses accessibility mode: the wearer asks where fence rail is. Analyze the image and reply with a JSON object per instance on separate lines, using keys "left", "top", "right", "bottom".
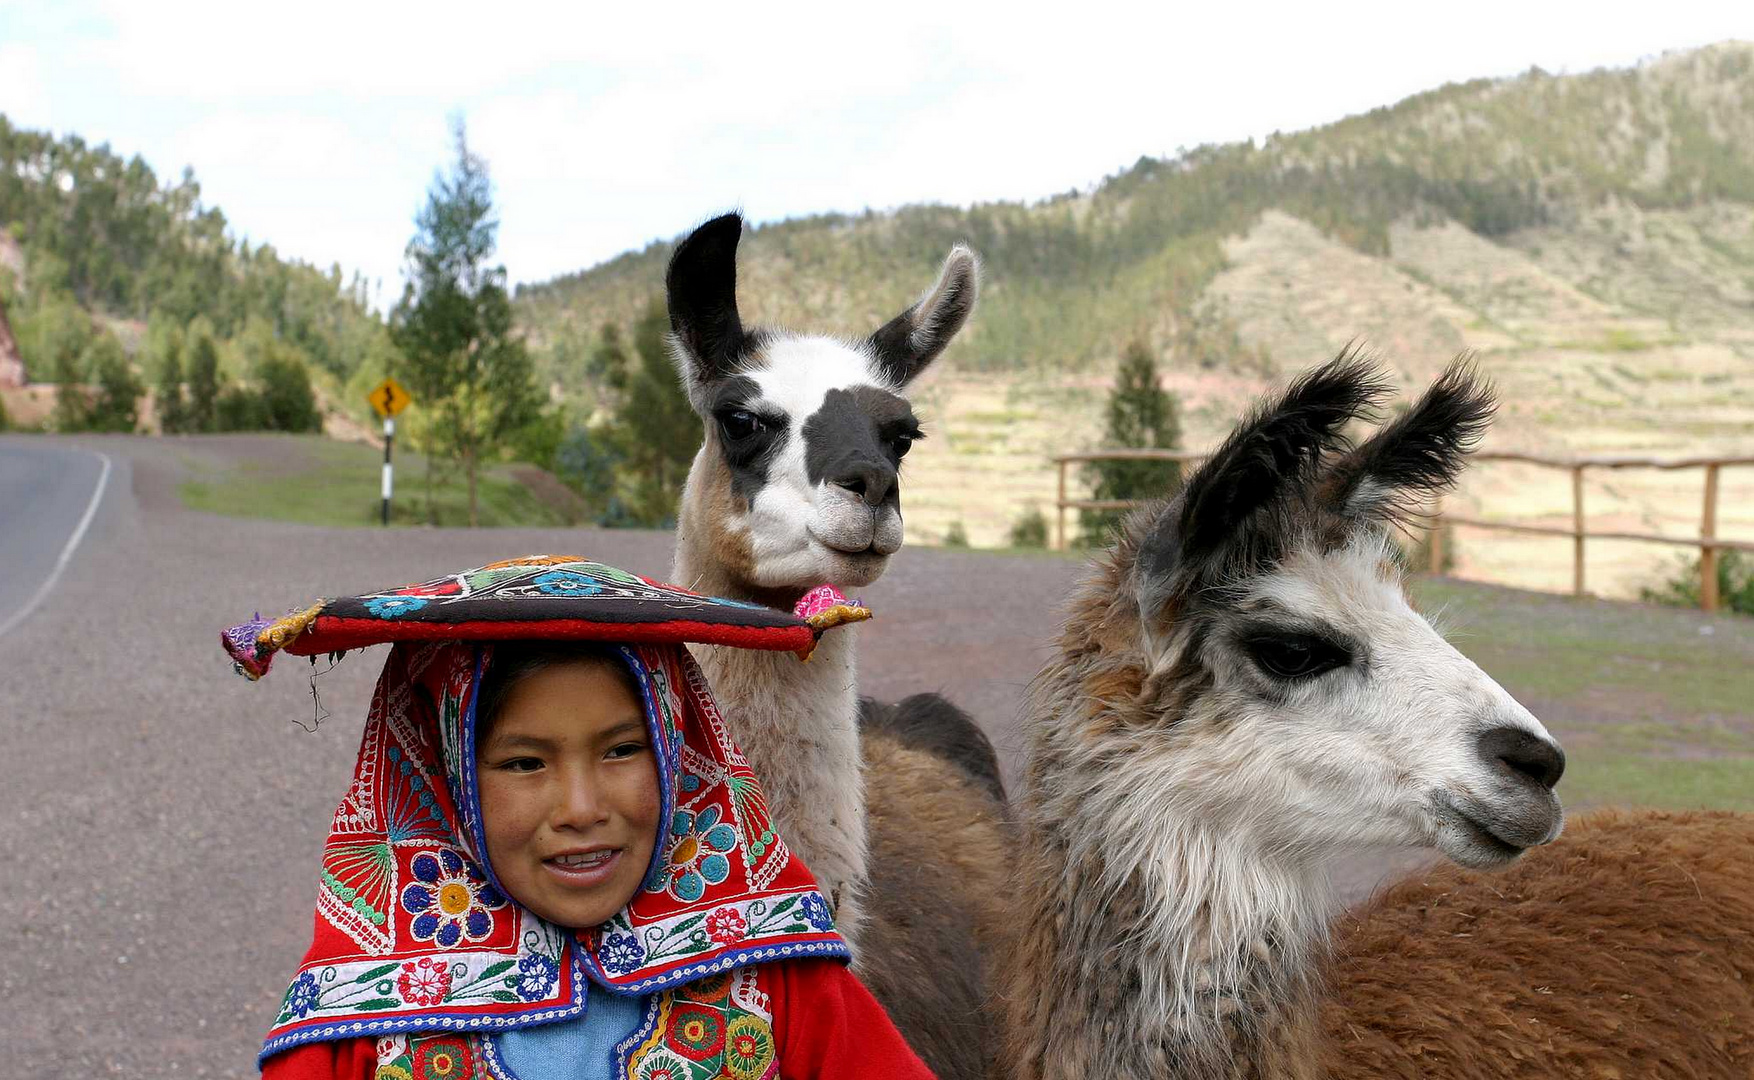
{"left": 1050, "top": 450, "right": 1751, "bottom": 612}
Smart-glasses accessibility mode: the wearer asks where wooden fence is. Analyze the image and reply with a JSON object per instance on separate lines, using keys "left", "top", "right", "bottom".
{"left": 1050, "top": 450, "right": 1754, "bottom": 612}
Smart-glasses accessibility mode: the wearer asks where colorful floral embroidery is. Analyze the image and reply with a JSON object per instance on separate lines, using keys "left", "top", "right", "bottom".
{"left": 666, "top": 1003, "right": 727, "bottom": 1060}
{"left": 413, "top": 1036, "right": 472, "bottom": 1079}
{"left": 396, "top": 957, "right": 453, "bottom": 1006}
{"left": 284, "top": 971, "right": 321, "bottom": 1019}
{"left": 531, "top": 569, "right": 605, "bottom": 597}
{"left": 622, "top": 967, "right": 778, "bottom": 1080}
{"left": 366, "top": 595, "right": 429, "bottom": 618}
{"left": 660, "top": 806, "right": 738, "bottom": 902}
{"left": 704, "top": 907, "right": 747, "bottom": 945}
{"left": 799, "top": 893, "right": 833, "bottom": 931}
{"left": 400, "top": 849, "right": 505, "bottom": 947}
{"left": 513, "top": 953, "right": 558, "bottom": 1001}
{"left": 678, "top": 972, "right": 731, "bottom": 1003}
{"left": 723, "top": 1014, "right": 776, "bottom": 1080}
{"left": 599, "top": 932, "right": 647, "bottom": 976}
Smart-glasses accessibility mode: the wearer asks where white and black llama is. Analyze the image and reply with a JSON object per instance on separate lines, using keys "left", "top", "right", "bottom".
{"left": 661, "top": 214, "right": 1003, "bottom": 1077}
{"left": 663, "top": 211, "right": 980, "bottom": 926}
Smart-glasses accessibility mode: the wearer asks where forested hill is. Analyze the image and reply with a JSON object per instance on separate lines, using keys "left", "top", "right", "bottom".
{"left": 0, "top": 116, "right": 388, "bottom": 394}
{"left": 515, "top": 41, "right": 1754, "bottom": 378}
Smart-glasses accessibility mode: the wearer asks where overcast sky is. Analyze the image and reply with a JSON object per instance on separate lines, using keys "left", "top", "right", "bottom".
{"left": 1, "top": 1, "right": 1747, "bottom": 304}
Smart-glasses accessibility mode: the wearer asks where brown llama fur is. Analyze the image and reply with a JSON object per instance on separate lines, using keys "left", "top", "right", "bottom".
{"left": 895, "top": 356, "right": 1754, "bottom": 1078}
{"left": 1322, "top": 809, "right": 1754, "bottom": 1078}
{"left": 857, "top": 729, "right": 1013, "bottom": 1079}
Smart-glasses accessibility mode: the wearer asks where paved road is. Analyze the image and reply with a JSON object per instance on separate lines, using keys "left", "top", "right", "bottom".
{"left": 0, "top": 434, "right": 1092, "bottom": 1077}
{"left": 0, "top": 441, "right": 113, "bottom": 638}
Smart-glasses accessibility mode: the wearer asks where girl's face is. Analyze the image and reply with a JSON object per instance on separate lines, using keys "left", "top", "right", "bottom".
{"left": 476, "top": 661, "right": 661, "bottom": 929}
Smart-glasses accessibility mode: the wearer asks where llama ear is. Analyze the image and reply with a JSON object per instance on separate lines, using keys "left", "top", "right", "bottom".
{"left": 867, "top": 244, "right": 979, "bottom": 386}
{"left": 666, "top": 213, "right": 749, "bottom": 391}
{"left": 1135, "top": 350, "right": 1390, "bottom": 616}
{"left": 1321, "top": 356, "right": 1495, "bottom": 525}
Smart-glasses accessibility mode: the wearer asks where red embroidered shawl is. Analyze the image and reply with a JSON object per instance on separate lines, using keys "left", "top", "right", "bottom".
{"left": 228, "top": 559, "right": 855, "bottom": 1061}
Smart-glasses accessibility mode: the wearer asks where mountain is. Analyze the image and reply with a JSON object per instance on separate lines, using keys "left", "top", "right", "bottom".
{"left": 516, "top": 43, "right": 1754, "bottom": 599}
{"left": 517, "top": 43, "right": 1754, "bottom": 372}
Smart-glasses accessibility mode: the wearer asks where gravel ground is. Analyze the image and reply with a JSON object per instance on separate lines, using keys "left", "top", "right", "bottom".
{"left": 0, "top": 434, "right": 1434, "bottom": 1076}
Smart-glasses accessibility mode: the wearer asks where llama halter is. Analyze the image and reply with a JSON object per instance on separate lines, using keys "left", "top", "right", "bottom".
{"left": 224, "top": 557, "right": 868, "bottom": 1061}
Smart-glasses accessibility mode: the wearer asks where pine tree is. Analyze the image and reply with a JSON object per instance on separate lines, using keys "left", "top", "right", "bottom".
{"left": 599, "top": 297, "right": 701, "bottom": 526}
{"left": 1079, "top": 340, "right": 1183, "bottom": 545}
{"left": 52, "top": 348, "right": 88, "bottom": 432}
{"left": 390, "top": 118, "right": 542, "bottom": 526}
{"left": 83, "top": 333, "right": 143, "bottom": 433}
{"left": 154, "top": 333, "right": 187, "bottom": 434}
{"left": 186, "top": 323, "right": 220, "bottom": 432}
{"left": 589, "top": 322, "right": 631, "bottom": 396}
{"left": 257, "top": 350, "right": 323, "bottom": 432}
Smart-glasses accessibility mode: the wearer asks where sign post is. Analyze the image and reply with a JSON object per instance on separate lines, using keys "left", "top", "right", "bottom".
{"left": 367, "top": 378, "right": 413, "bottom": 526}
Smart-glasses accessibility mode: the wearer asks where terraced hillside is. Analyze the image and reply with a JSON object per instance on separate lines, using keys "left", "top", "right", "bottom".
{"left": 517, "top": 44, "right": 1754, "bottom": 594}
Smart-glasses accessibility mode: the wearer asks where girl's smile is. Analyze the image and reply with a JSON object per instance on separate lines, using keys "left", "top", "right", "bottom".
{"left": 543, "top": 846, "right": 623, "bottom": 885}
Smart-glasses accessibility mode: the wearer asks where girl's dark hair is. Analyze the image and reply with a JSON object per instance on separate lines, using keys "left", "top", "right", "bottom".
{"left": 473, "top": 642, "right": 646, "bottom": 738}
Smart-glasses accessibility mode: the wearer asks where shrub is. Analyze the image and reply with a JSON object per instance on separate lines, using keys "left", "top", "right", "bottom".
{"left": 215, "top": 384, "right": 269, "bottom": 431}
{"left": 1405, "top": 523, "right": 1458, "bottom": 573}
{"left": 553, "top": 424, "right": 634, "bottom": 527}
{"left": 1640, "top": 550, "right": 1754, "bottom": 617}
{"left": 943, "top": 521, "right": 970, "bottom": 548}
{"left": 1008, "top": 506, "right": 1049, "bottom": 548}
{"left": 87, "top": 338, "right": 144, "bottom": 433}
{"left": 256, "top": 353, "right": 322, "bottom": 433}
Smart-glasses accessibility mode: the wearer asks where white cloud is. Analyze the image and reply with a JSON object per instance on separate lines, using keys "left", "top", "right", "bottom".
{"left": 8, "top": 0, "right": 1750, "bottom": 295}
{"left": 161, "top": 109, "right": 425, "bottom": 289}
{"left": 0, "top": 44, "right": 53, "bottom": 129}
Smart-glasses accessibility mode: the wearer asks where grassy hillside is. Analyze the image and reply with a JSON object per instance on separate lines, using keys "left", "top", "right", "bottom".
{"left": 516, "top": 43, "right": 1754, "bottom": 375}
{"left": 0, "top": 119, "right": 386, "bottom": 383}
{"left": 515, "top": 44, "right": 1754, "bottom": 588}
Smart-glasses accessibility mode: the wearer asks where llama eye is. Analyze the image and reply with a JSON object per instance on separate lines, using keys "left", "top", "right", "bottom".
{"left": 719, "top": 410, "right": 766, "bottom": 441}
{"left": 1245, "top": 634, "right": 1349, "bottom": 681}
{"left": 890, "top": 435, "right": 914, "bottom": 459}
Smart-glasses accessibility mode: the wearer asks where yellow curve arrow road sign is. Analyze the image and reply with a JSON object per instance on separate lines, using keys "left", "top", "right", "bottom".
{"left": 369, "top": 378, "right": 412, "bottom": 418}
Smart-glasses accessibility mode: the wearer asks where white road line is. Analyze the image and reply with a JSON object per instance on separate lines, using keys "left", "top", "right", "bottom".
{"left": 0, "top": 449, "right": 113, "bottom": 640}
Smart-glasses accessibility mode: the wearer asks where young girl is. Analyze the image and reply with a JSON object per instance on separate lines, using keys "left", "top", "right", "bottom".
{"left": 224, "top": 556, "right": 932, "bottom": 1079}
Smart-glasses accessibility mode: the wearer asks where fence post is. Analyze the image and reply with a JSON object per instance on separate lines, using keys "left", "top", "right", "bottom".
{"left": 1571, "top": 465, "right": 1586, "bottom": 597}
{"left": 1428, "top": 498, "right": 1445, "bottom": 574}
{"left": 1700, "top": 463, "right": 1721, "bottom": 613}
{"left": 1056, "top": 459, "right": 1067, "bottom": 552}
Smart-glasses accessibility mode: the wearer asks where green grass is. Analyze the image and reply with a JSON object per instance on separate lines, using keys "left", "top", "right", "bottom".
{"left": 178, "top": 437, "right": 576, "bottom": 528}
{"left": 1412, "top": 577, "right": 1754, "bottom": 810}
{"left": 1414, "top": 580, "right": 1752, "bottom": 718}
{"left": 1562, "top": 757, "right": 1754, "bottom": 811}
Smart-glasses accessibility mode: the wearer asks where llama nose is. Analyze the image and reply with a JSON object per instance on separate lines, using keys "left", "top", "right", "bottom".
{"left": 1477, "top": 726, "right": 1565, "bottom": 790}
{"left": 832, "top": 462, "right": 896, "bottom": 507}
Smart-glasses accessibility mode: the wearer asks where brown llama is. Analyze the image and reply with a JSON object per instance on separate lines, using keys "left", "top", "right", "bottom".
{"left": 841, "top": 353, "right": 1749, "bottom": 1079}
{"left": 985, "top": 353, "right": 1754, "bottom": 1078}
{"left": 1321, "top": 808, "right": 1754, "bottom": 1077}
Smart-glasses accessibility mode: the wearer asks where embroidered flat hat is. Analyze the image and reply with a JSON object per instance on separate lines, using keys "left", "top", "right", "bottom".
{"left": 222, "top": 555, "right": 869, "bottom": 679}
{"left": 225, "top": 557, "right": 867, "bottom": 1061}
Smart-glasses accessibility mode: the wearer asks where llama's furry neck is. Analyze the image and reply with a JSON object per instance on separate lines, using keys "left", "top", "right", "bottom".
{"left": 998, "top": 550, "right": 1341, "bottom": 1079}
{"left": 1004, "top": 723, "right": 1338, "bottom": 1079}
{"left": 673, "top": 521, "right": 870, "bottom": 941}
